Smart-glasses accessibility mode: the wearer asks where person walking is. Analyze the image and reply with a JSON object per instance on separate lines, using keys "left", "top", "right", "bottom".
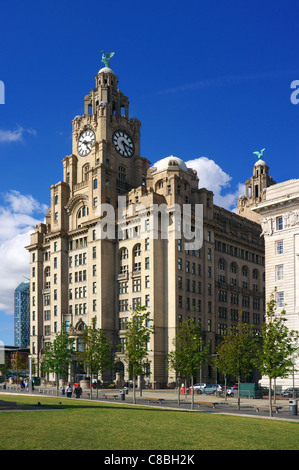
{"left": 74, "top": 384, "right": 82, "bottom": 398}
{"left": 66, "top": 384, "right": 73, "bottom": 398}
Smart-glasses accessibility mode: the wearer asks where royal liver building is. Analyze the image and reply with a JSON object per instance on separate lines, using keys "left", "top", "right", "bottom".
{"left": 26, "top": 55, "right": 267, "bottom": 387}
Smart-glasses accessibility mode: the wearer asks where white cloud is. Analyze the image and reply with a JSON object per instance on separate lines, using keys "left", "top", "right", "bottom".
{"left": 3, "top": 190, "right": 47, "bottom": 215}
{"left": 185, "top": 156, "right": 245, "bottom": 211}
{"left": 152, "top": 155, "right": 245, "bottom": 211}
{"left": 0, "top": 191, "right": 47, "bottom": 314}
{"left": 0, "top": 126, "right": 37, "bottom": 143}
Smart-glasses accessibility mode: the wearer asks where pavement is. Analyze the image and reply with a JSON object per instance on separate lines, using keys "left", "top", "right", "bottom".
{"left": 1, "top": 385, "right": 299, "bottom": 421}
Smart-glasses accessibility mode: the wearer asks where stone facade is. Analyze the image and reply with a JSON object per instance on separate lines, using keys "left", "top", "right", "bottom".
{"left": 26, "top": 64, "right": 266, "bottom": 386}
{"left": 252, "top": 179, "right": 299, "bottom": 388}
{"left": 237, "top": 159, "right": 276, "bottom": 223}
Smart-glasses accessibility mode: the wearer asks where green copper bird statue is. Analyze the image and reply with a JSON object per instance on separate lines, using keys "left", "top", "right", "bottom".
{"left": 101, "top": 51, "right": 115, "bottom": 68}
{"left": 253, "top": 148, "right": 266, "bottom": 159}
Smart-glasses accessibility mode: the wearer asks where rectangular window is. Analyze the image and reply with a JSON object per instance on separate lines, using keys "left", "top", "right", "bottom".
{"left": 133, "top": 279, "right": 141, "bottom": 292}
{"left": 276, "top": 265, "right": 284, "bottom": 280}
{"left": 276, "top": 216, "right": 283, "bottom": 231}
{"left": 277, "top": 292, "right": 284, "bottom": 307}
{"left": 133, "top": 297, "right": 141, "bottom": 310}
{"left": 276, "top": 240, "right": 283, "bottom": 254}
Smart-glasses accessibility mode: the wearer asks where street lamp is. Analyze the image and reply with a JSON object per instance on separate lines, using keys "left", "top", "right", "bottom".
{"left": 28, "top": 355, "right": 33, "bottom": 393}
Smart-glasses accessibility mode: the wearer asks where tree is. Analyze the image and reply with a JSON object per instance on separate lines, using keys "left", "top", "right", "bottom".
{"left": 213, "top": 342, "right": 232, "bottom": 403}
{"left": 41, "top": 328, "right": 74, "bottom": 396}
{"left": 215, "top": 316, "right": 259, "bottom": 410}
{"left": 258, "top": 291, "right": 299, "bottom": 417}
{"left": 167, "top": 319, "right": 209, "bottom": 409}
{"left": 10, "top": 352, "right": 28, "bottom": 383}
{"left": 122, "top": 305, "right": 154, "bottom": 404}
{"left": 77, "top": 317, "right": 114, "bottom": 399}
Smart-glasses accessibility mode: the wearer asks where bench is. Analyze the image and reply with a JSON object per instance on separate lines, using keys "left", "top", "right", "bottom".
{"left": 254, "top": 405, "right": 283, "bottom": 414}
{"left": 103, "top": 394, "right": 119, "bottom": 400}
{"left": 146, "top": 398, "right": 164, "bottom": 404}
{"left": 195, "top": 401, "right": 218, "bottom": 409}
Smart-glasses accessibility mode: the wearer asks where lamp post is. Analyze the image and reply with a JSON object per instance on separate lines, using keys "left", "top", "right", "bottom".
{"left": 28, "top": 355, "right": 33, "bottom": 393}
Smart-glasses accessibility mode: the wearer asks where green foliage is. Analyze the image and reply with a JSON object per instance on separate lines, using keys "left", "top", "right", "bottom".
{"left": 122, "top": 305, "right": 154, "bottom": 377}
{"left": 167, "top": 319, "right": 209, "bottom": 381}
{"left": 258, "top": 291, "right": 299, "bottom": 380}
{"left": 41, "top": 328, "right": 74, "bottom": 377}
{"left": 77, "top": 317, "right": 114, "bottom": 378}
{"left": 215, "top": 318, "right": 259, "bottom": 382}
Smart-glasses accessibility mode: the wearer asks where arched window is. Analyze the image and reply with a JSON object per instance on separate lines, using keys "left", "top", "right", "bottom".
{"left": 45, "top": 267, "right": 50, "bottom": 277}
{"left": 119, "top": 247, "right": 128, "bottom": 275}
{"left": 230, "top": 262, "right": 237, "bottom": 274}
{"left": 252, "top": 269, "right": 259, "bottom": 280}
{"left": 133, "top": 243, "right": 142, "bottom": 272}
{"left": 134, "top": 243, "right": 141, "bottom": 257}
{"left": 218, "top": 258, "right": 226, "bottom": 271}
{"left": 82, "top": 164, "right": 90, "bottom": 181}
{"left": 241, "top": 266, "right": 248, "bottom": 277}
{"left": 120, "top": 247, "right": 128, "bottom": 260}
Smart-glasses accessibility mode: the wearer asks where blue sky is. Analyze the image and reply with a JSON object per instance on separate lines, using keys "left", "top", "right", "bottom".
{"left": 1, "top": 0, "right": 299, "bottom": 345}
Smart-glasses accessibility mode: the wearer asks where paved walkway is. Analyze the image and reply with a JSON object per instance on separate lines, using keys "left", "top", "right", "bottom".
{"left": 1, "top": 386, "right": 298, "bottom": 421}
{"left": 0, "top": 385, "right": 299, "bottom": 423}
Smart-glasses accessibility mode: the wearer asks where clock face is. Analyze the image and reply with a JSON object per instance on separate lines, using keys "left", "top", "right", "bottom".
{"left": 112, "top": 130, "right": 135, "bottom": 158}
{"left": 77, "top": 129, "right": 95, "bottom": 157}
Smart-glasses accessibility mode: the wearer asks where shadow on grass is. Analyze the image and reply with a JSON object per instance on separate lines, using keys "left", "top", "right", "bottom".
{"left": 0, "top": 394, "right": 191, "bottom": 414}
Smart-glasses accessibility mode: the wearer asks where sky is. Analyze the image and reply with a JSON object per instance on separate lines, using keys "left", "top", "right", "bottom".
{"left": 0, "top": 0, "right": 299, "bottom": 345}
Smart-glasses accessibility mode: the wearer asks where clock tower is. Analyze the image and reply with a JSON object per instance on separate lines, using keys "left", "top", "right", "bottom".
{"left": 63, "top": 63, "right": 150, "bottom": 209}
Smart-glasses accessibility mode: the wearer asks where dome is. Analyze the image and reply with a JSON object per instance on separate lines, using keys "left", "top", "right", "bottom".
{"left": 254, "top": 159, "right": 267, "bottom": 166}
{"left": 153, "top": 156, "right": 188, "bottom": 172}
{"left": 98, "top": 67, "right": 115, "bottom": 74}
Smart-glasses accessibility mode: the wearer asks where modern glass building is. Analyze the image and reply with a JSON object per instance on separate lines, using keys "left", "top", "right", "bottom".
{"left": 14, "top": 280, "right": 30, "bottom": 348}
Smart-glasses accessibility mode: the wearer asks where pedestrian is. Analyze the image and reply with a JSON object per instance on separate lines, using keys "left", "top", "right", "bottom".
{"left": 66, "top": 384, "right": 73, "bottom": 398}
{"left": 20, "top": 380, "right": 25, "bottom": 391}
{"left": 25, "top": 380, "right": 29, "bottom": 392}
{"left": 74, "top": 384, "right": 82, "bottom": 398}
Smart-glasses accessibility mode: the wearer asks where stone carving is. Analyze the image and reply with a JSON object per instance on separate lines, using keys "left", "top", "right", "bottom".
{"left": 261, "top": 217, "right": 274, "bottom": 236}
{"left": 261, "top": 210, "right": 299, "bottom": 236}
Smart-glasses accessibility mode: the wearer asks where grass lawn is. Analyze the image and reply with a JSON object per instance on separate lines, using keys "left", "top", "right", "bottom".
{"left": 0, "top": 394, "right": 299, "bottom": 450}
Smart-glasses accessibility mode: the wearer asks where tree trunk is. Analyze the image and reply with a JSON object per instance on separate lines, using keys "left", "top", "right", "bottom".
{"left": 269, "top": 377, "right": 273, "bottom": 417}
{"left": 237, "top": 377, "right": 241, "bottom": 410}
{"left": 56, "top": 373, "right": 59, "bottom": 397}
{"left": 132, "top": 365, "right": 136, "bottom": 404}
{"left": 191, "top": 376, "right": 194, "bottom": 410}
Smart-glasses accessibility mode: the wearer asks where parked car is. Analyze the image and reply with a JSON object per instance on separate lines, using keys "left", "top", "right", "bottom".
{"left": 281, "top": 388, "right": 299, "bottom": 398}
{"left": 226, "top": 384, "right": 238, "bottom": 395}
{"left": 202, "top": 384, "right": 223, "bottom": 395}
{"left": 227, "top": 386, "right": 238, "bottom": 397}
{"left": 187, "top": 383, "right": 206, "bottom": 394}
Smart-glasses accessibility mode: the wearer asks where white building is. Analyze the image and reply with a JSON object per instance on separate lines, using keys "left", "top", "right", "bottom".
{"left": 252, "top": 178, "right": 299, "bottom": 388}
